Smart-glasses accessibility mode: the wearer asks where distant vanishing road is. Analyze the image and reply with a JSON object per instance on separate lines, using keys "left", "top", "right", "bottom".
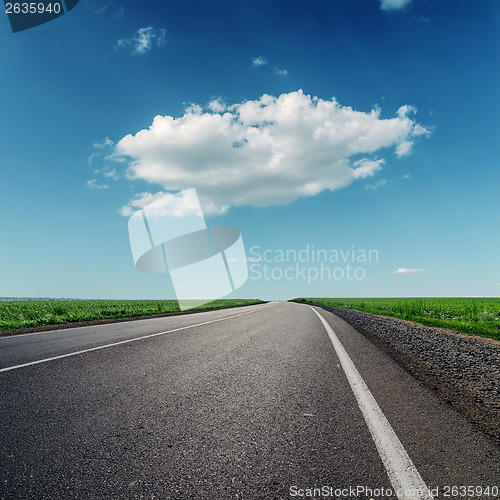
{"left": 1, "top": 302, "right": 498, "bottom": 499}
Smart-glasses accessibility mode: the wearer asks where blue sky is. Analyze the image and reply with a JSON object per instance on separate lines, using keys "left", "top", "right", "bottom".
{"left": 0, "top": 0, "right": 499, "bottom": 300}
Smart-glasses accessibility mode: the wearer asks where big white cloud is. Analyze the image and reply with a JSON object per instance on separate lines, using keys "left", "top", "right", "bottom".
{"left": 116, "top": 90, "right": 428, "bottom": 215}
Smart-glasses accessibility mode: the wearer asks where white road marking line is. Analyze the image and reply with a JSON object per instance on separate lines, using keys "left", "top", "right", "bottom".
{"left": 0, "top": 305, "right": 272, "bottom": 373}
{"left": 309, "top": 306, "right": 433, "bottom": 500}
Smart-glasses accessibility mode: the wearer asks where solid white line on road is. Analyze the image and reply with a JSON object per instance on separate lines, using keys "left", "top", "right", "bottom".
{"left": 0, "top": 304, "right": 272, "bottom": 373}
{"left": 309, "top": 306, "right": 433, "bottom": 500}
{"left": 0, "top": 303, "right": 277, "bottom": 339}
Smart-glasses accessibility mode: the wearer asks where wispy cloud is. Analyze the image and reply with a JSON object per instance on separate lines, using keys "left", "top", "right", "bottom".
{"left": 353, "top": 159, "right": 385, "bottom": 179}
{"left": 402, "top": 174, "right": 410, "bottom": 179}
{"left": 88, "top": 137, "right": 114, "bottom": 166}
{"left": 380, "top": 0, "right": 412, "bottom": 11}
{"left": 99, "top": 168, "right": 118, "bottom": 180}
{"left": 393, "top": 268, "right": 427, "bottom": 276}
{"left": 94, "top": 3, "right": 109, "bottom": 14}
{"left": 115, "top": 90, "right": 429, "bottom": 215}
{"left": 395, "top": 140, "right": 414, "bottom": 157}
{"left": 88, "top": 137, "right": 120, "bottom": 180}
{"left": 87, "top": 179, "right": 108, "bottom": 190}
{"left": 92, "top": 137, "right": 114, "bottom": 149}
{"left": 116, "top": 27, "right": 166, "bottom": 55}
{"left": 411, "top": 16, "right": 430, "bottom": 23}
{"left": 112, "top": 5, "right": 124, "bottom": 20}
{"left": 91, "top": 1, "right": 124, "bottom": 18}
{"left": 252, "top": 56, "right": 288, "bottom": 77}
{"left": 252, "top": 56, "right": 268, "bottom": 66}
{"left": 365, "top": 179, "right": 387, "bottom": 190}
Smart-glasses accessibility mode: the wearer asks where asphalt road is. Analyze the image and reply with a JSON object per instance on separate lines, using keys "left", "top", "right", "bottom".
{"left": 0, "top": 302, "right": 498, "bottom": 499}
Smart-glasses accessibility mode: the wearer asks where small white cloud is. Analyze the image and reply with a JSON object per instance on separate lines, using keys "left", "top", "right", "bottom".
{"left": 119, "top": 206, "right": 134, "bottom": 217}
{"left": 93, "top": 137, "right": 114, "bottom": 149}
{"left": 396, "top": 140, "right": 413, "bottom": 157}
{"left": 394, "top": 268, "right": 427, "bottom": 276}
{"left": 100, "top": 168, "right": 118, "bottom": 179}
{"left": 116, "top": 27, "right": 166, "bottom": 55}
{"left": 413, "top": 124, "right": 430, "bottom": 137}
{"left": 208, "top": 98, "right": 226, "bottom": 113}
{"left": 397, "top": 104, "right": 416, "bottom": 119}
{"left": 365, "top": 179, "right": 387, "bottom": 190}
{"left": 380, "top": 0, "right": 412, "bottom": 11}
{"left": 87, "top": 179, "right": 108, "bottom": 190}
{"left": 253, "top": 57, "right": 288, "bottom": 77}
{"left": 353, "top": 159, "right": 385, "bottom": 179}
{"left": 402, "top": 174, "right": 410, "bottom": 179}
{"left": 252, "top": 56, "right": 268, "bottom": 66}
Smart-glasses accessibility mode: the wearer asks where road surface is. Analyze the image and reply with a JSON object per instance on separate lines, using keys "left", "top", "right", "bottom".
{"left": 0, "top": 302, "right": 498, "bottom": 499}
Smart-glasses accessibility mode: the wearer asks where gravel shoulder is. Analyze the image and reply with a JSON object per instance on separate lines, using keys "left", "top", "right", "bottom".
{"left": 317, "top": 306, "right": 500, "bottom": 445}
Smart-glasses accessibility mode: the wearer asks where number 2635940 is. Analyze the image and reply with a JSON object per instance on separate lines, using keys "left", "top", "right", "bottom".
{"left": 5, "top": 3, "right": 61, "bottom": 14}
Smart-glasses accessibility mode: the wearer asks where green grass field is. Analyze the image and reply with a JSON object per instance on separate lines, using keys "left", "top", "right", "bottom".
{"left": 0, "top": 299, "right": 264, "bottom": 332}
{"left": 291, "top": 297, "right": 500, "bottom": 340}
